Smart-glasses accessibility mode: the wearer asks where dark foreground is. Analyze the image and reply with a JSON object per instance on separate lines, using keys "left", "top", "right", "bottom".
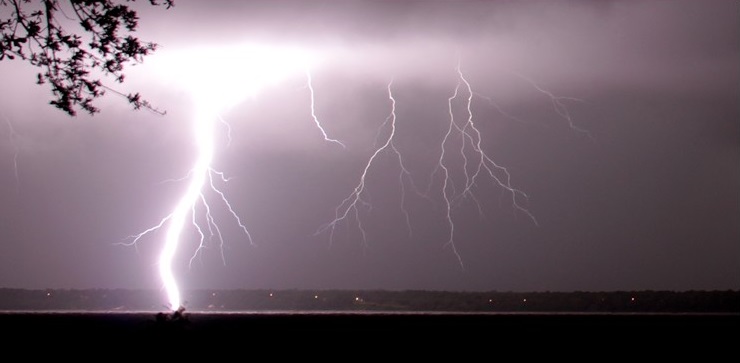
{"left": 1, "top": 311, "right": 737, "bottom": 347}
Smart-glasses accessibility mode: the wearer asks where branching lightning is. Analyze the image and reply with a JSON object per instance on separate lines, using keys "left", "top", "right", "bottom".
{"left": 438, "top": 61, "right": 539, "bottom": 267}
{"left": 122, "top": 44, "right": 334, "bottom": 311}
{"left": 121, "top": 105, "right": 254, "bottom": 310}
{"left": 316, "top": 79, "right": 421, "bottom": 246}
{"left": 4, "top": 117, "right": 20, "bottom": 193}
{"left": 120, "top": 41, "right": 585, "bottom": 310}
{"left": 306, "top": 71, "right": 346, "bottom": 149}
{"left": 509, "top": 71, "right": 593, "bottom": 141}
{"left": 318, "top": 59, "right": 585, "bottom": 269}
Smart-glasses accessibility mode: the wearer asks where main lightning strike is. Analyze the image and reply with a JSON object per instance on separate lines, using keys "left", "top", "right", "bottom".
{"left": 122, "top": 44, "right": 327, "bottom": 311}
{"left": 122, "top": 104, "right": 254, "bottom": 310}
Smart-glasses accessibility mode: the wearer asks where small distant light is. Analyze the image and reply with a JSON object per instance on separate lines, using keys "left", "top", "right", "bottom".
{"left": 314, "top": 295, "right": 319, "bottom": 299}
{"left": 46, "top": 292, "right": 52, "bottom": 297}
{"left": 522, "top": 298, "right": 527, "bottom": 302}
{"left": 212, "top": 292, "right": 217, "bottom": 297}
{"left": 355, "top": 297, "right": 360, "bottom": 301}
{"left": 269, "top": 293, "right": 274, "bottom": 297}
{"left": 488, "top": 299, "right": 493, "bottom": 303}
{"left": 631, "top": 297, "right": 635, "bottom": 302}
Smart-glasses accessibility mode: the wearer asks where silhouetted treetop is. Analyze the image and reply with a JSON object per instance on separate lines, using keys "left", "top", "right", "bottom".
{"left": 1, "top": 0, "right": 173, "bottom": 116}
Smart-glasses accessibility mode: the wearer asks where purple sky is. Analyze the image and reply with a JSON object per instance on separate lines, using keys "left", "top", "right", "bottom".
{"left": 0, "top": 0, "right": 738, "bottom": 293}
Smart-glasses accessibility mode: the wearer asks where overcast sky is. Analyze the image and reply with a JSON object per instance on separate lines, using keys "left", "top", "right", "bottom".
{"left": 0, "top": 0, "right": 738, "bottom": 295}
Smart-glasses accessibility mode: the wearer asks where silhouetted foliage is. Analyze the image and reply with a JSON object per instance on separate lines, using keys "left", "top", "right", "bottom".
{"left": 0, "top": 0, "right": 172, "bottom": 115}
{"left": 149, "top": 306, "right": 189, "bottom": 335}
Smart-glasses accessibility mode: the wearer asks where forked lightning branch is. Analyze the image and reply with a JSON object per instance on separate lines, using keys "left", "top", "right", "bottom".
{"left": 121, "top": 44, "right": 584, "bottom": 311}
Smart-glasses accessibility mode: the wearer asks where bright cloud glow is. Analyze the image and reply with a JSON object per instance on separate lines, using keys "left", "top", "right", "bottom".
{"left": 152, "top": 42, "right": 322, "bottom": 112}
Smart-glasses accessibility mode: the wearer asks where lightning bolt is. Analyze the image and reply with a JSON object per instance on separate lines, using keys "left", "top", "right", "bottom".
{"left": 509, "top": 71, "right": 594, "bottom": 141}
{"left": 306, "top": 71, "right": 346, "bottom": 149}
{"left": 435, "top": 61, "right": 538, "bottom": 268}
{"left": 3, "top": 117, "right": 20, "bottom": 193}
{"left": 121, "top": 44, "right": 339, "bottom": 311}
{"left": 121, "top": 105, "right": 254, "bottom": 310}
{"left": 122, "top": 43, "right": 585, "bottom": 310}
{"left": 315, "top": 80, "right": 418, "bottom": 247}
{"left": 319, "top": 58, "right": 585, "bottom": 269}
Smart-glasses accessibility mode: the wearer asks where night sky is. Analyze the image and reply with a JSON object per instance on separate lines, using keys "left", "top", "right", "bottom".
{"left": 0, "top": 0, "right": 738, "bottom": 294}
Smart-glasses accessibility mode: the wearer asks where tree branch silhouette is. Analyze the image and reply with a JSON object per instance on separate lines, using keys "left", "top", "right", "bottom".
{"left": 1, "top": 0, "right": 173, "bottom": 116}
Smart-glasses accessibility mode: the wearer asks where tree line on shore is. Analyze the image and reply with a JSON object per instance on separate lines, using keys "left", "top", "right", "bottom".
{"left": 0, "top": 288, "right": 737, "bottom": 313}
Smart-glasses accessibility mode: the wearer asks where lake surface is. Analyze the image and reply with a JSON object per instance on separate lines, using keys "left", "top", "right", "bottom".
{"left": 1, "top": 310, "right": 737, "bottom": 357}
{"left": 2, "top": 310, "right": 736, "bottom": 337}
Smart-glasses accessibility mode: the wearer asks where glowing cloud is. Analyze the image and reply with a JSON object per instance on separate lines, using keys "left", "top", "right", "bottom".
{"left": 154, "top": 42, "right": 322, "bottom": 111}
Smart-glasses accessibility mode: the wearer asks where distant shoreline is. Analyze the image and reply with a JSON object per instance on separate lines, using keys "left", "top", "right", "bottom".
{"left": 1, "top": 288, "right": 738, "bottom": 313}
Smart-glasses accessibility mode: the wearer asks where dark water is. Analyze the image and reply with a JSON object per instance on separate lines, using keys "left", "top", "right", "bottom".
{"left": 2, "top": 310, "right": 737, "bottom": 344}
{"left": 1, "top": 311, "right": 736, "bottom": 359}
